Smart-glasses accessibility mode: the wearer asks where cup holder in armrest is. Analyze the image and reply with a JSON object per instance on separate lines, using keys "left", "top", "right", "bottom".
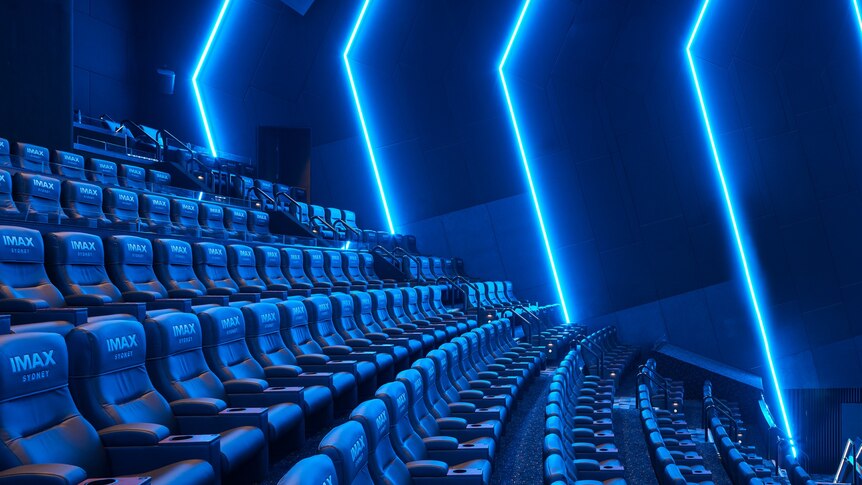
{"left": 447, "top": 468, "right": 483, "bottom": 475}
{"left": 226, "top": 408, "right": 246, "bottom": 412}
{"left": 82, "top": 478, "right": 151, "bottom": 485}
{"left": 160, "top": 434, "right": 219, "bottom": 444}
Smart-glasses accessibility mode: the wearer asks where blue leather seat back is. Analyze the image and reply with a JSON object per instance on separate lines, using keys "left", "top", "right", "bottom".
{"left": 103, "top": 188, "right": 139, "bottom": 225}
{"left": 278, "top": 454, "right": 340, "bottom": 485}
{"left": 14, "top": 142, "right": 50, "bottom": 172}
{"left": 385, "top": 289, "right": 409, "bottom": 323}
{"left": 144, "top": 312, "right": 227, "bottom": 401}
{"left": 415, "top": 286, "right": 435, "bottom": 316}
{"left": 430, "top": 257, "right": 444, "bottom": 278}
{"left": 198, "top": 306, "right": 267, "bottom": 381}
{"left": 67, "top": 320, "right": 175, "bottom": 430}
{"left": 400, "top": 288, "right": 423, "bottom": 320}
{"left": 278, "top": 299, "right": 325, "bottom": 356}
{"left": 228, "top": 244, "right": 266, "bottom": 290}
{"left": 402, "top": 257, "right": 419, "bottom": 279}
{"left": 140, "top": 194, "right": 171, "bottom": 230}
{"left": 396, "top": 368, "right": 438, "bottom": 437}
{"left": 375, "top": 381, "right": 427, "bottom": 462}
{"left": 0, "top": 225, "right": 66, "bottom": 307}
{"left": 0, "top": 332, "right": 110, "bottom": 475}
{"left": 370, "top": 290, "right": 397, "bottom": 328}
{"left": 349, "top": 398, "right": 410, "bottom": 484}
{"left": 119, "top": 164, "right": 146, "bottom": 190}
{"left": 44, "top": 232, "right": 123, "bottom": 303}
{"left": 224, "top": 207, "right": 248, "bottom": 238}
{"left": 304, "top": 249, "right": 331, "bottom": 285}
{"left": 86, "top": 158, "right": 119, "bottom": 185}
{"left": 0, "top": 169, "right": 18, "bottom": 216}
{"left": 232, "top": 175, "right": 253, "bottom": 199}
{"left": 249, "top": 211, "right": 271, "bottom": 237}
{"left": 304, "top": 295, "right": 343, "bottom": 347}
{"left": 147, "top": 169, "right": 171, "bottom": 192}
{"left": 318, "top": 421, "right": 374, "bottom": 485}
{"left": 105, "top": 235, "right": 167, "bottom": 297}
{"left": 352, "top": 291, "right": 384, "bottom": 333}
{"left": 62, "top": 180, "right": 105, "bottom": 221}
{"left": 193, "top": 242, "right": 239, "bottom": 293}
{"left": 359, "top": 252, "right": 381, "bottom": 282}
{"left": 154, "top": 238, "right": 206, "bottom": 296}
{"left": 13, "top": 172, "right": 63, "bottom": 220}
{"left": 171, "top": 199, "right": 199, "bottom": 231}
{"left": 255, "top": 246, "right": 289, "bottom": 288}
{"left": 411, "top": 358, "right": 450, "bottom": 418}
{"left": 331, "top": 293, "right": 363, "bottom": 339}
{"left": 0, "top": 138, "right": 9, "bottom": 167}
{"left": 251, "top": 179, "right": 273, "bottom": 208}
{"left": 418, "top": 257, "right": 434, "bottom": 281}
{"left": 343, "top": 210, "right": 358, "bottom": 231}
{"left": 281, "top": 248, "right": 313, "bottom": 286}
{"left": 290, "top": 201, "right": 310, "bottom": 226}
{"left": 243, "top": 302, "right": 298, "bottom": 367}
{"left": 199, "top": 203, "right": 226, "bottom": 233}
{"left": 427, "top": 349, "right": 461, "bottom": 403}
{"left": 342, "top": 252, "right": 366, "bottom": 284}
{"left": 52, "top": 150, "right": 86, "bottom": 180}
{"left": 324, "top": 251, "right": 350, "bottom": 284}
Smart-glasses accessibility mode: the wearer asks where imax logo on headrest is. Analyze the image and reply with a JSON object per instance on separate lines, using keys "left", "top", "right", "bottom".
{"left": 181, "top": 203, "right": 194, "bottom": 211}
{"left": 126, "top": 243, "right": 148, "bottom": 254}
{"left": 290, "top": 306, "right": 305, "bottom": 318}
{"left": 319, "top": 303, "right": 330, "bottom": 312}
{"left": 172, "top": 324, "right": 196, "bottom": 337}
{"left": 211, "top": 207, "right": 222, "bottom": 214}
{"left": 0, "top": 174, "right": 5, "bottom": 184}
{"left": 9, "top": 350, "right": 55, "bottom": 373}
{"left": 79, "top": 186, "right": 99, "bottom": 196}
{"left": 2, "top": 235, "right": 35, "bottom": 247}
{"left": 220, "top": 315, "right": 241, "bottom": 331}
{"left": 170, "top": 244, "right": 188, "bottom": 255}
{"left": 0, "top": 140, "right": 6, "bottom": 149}
{"left": 312, "top": 254, "right": 321, "bottom": 262}
{"left": 290, "top": 254, "right": 299, "bottom": 261}
{"left": 349, "top": 436, "right": 366, "bottom": 465}
{"left": 152, "top": 199, "right": 167, "bottom": 208}
{"left": 375, "top": 410, "right": 387, "bottom": 431}
{"left": 239, "top": 249, "right": 252, "bottom": 258}
{"left": 106, "top": 334, "right": 138, "bottom": 352}
{"left": 98, "top": 162, "right": 114, "bottom": 172}
{"left": 207, "top": 247, "right": 224, "bottom": 256}
{"left": 260, "top": 312, "right": 278, "bottom": 324}
{"left": 118, "top": 193, "right": 135, "bottom": 202}
{"left": 34, "top": 179, "right": 55, "bottom": 190}
{"left": 396, "top": 392, "right": 408, "bottom": 412}
{"left": 62, "top": 154, "right": 81, "bottom": 163}
{"left": 25, "top": 146, "right": 46, "bottom": 158}
{"left": 71, "top": 240, "right": 96, "bottom": 251}
{"left": 321, "top": 475, "right": 333, "bottom": 485}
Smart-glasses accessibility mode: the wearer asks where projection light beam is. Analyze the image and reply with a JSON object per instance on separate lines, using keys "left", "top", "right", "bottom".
{"left": 343, "top": 0, "right": 396, "bottom": 234}
{"left": 499, "top": 0, "right": 571, "bottom": 323}
{"left": 685, "top": 0, "right": 796, "bottom": 457}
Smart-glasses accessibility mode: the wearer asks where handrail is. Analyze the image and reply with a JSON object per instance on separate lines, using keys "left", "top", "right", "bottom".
{"left": 499, "top": 308, "right": 532, "bottom": 343}
{"left": 637, "top": 366, "right": 675, "bottom": 411}
{"left": 577, "top": 342, "right": 604, "bottom": 378}
{"left": 704, "top": 399, "right": 741, "bottom": 444}
{"left": 159, "top": 128, "right": 194, "bottom": 156}
{"left": 246, "top": 186, "right": 275, "bottom": 208}
{"left": 310, "top": 215, "right": 339, "bottom": 234}
{"left": 334, "top": 219, "right": 363, "bottom": 238}
{"left": 122, "top": 119, "right": 161, "bottom": 147}
{"left": 393, "top": 247, "right": 426, "bottom": 283}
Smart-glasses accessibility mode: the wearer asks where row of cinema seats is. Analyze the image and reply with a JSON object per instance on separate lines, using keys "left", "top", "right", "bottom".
{"left": 703, "top": 382, "right": 801, "bottom": 485}
{"left": 278, "top": 316, "right": 549, "bottom": 485}
{"left": 542, "top": 335, "right": 629, "bottom": 485}
{"left": 637, "top": 365, "right": 714, "bottom": 484}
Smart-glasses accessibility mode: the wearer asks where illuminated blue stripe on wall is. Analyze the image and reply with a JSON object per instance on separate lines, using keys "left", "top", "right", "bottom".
{"left": 685, "top": 0, "right": 796, "bottom": 457}
{"left": 192, "top": 0, "right": 231, "bottom": 159}
{"left": 499, "top": 0, "right": 571, "bottom": 323}
{"left": 343, "top": 0, "right": 396, "bottom": 234}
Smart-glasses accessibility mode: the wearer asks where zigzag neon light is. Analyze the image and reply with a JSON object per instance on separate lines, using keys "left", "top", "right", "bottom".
{"left": 499, "top": 0, "right": 571, "bottom": 322}
{"left": 343, "top": 0, "right": 396, "bottom": 234}
{"left": 192, "top": 0, "right": 231, "bottom": 159}
{"left": 686, "top": 0, "right": 796, "bottom": 457}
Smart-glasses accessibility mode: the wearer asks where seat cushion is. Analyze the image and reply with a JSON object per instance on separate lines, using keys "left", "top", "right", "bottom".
{"left": 302, "top": 385, "right": 333, "bottom": 416}
{"left": 142, "top": 459, "right": 215, "bottom": 485}
{"left": 218, "top": 426, "right": 266, "bottom": 474}
{"left": 355, "top": 361, "right": 377, "bottom": 383}
{"left": 266, "top": 402, "right": 304, "bottom": 441}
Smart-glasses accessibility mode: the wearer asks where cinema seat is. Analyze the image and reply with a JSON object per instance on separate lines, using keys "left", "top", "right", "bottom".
{"left": 227, "top": 244, "right": 289, "bottom": 300}
{"left": 331, "top": 292, "right": 409, "bottom": 371}
{"left": 242, "top": 302, "right": 358, "bottom": 415}
{"left": 416, "top": 286, "right": 470, "bottom": 333}
{"left": 147, "top": 169, "right": 171, "bottom": 192}
{"left": 256, "top": 246, "right": 310, "bottom": 297}
{"left": 61, "top": 180, "right": 108, "bottom": 227}
{"left": 278, "top": 299, "right": 377, "bottom": 399}
{"left": 225, "top": 207, "right": 249, "bottom": 240}
{"left": 143, "top": 311, "right": 306, "bottom": 450}
{"left": 309, "top": 204, "right": 336, "bottom": 239}
{"left": 140, "top": 194, "right": 172, "bottom": 234}
{"left": 193, "top": 242, "right": 262, "bottom": 302}
{"left": 305, "top": 294, "right": 395, "bottom": 383}
{"left": 324, "top": 250, "right": 365, "bottom": 292}
{"left": 170, "top": 198, "right": 201, "bottom": 236}
{"left": 386, "top": 288, "right": 447, "bottom": 345}
{"left": 119, "top": 164, "right": 147, "bottom": 190}
{"left": 348, "top": 399, "right": 412, "bottom": 484}
{"left": 197, "top": 305, "right": 334, "bottom": 434}
{"left": 317, "top": 421, "right": 374, "bottom": 483}
{"left": 199, "top": 202, "right": 226, "bottom": 238}
{"left": 359, "top": 251, "right": 396, "bottom": 288}
{"left": 0, "top": 332, "right": 216, "bottom": 484}
{"left": 441, "top": 340, "right": 517, "bottom": 407}
{"left": 369, "top": 289, "right": 435, "bottom": 352}
{"left": 249, "top": 210, "right": 275, "bottom": 242}
{"left": 281, "top": 247, "right": 329, "bottom": 295}
{"left": 86, "top": 158, "right": 120, "bottom": 185}
{"left": 103, "top": 188, "right": 140, "bottom": 230}
{"left": 412, "top": 357, "right": 506, "bottom": 427}
{"left": 0, "top": 169, "right": 22, "bottom": 220}
{"left": 376, "top": 381, "right": 492, "bottom": 484}
{"left": 425, "top": 348, "right": 509, "bottom": 423}
{"left": 352, "top": 290, "right": 424, "bottom": 360}
{"left": 51, "top": 150, "right": 86, "bottom": 180}
{"left": 13, "top": 172, "right": 64, "bottom": 223}
{"left": 0, "top": 138, "right": 9, "bottom": 167}
{"left": 303, "top": 249, "right": 335, "bottom": 290}
{"left": 277, "top": 454, "right": 339, "bottom": 485}
{"left": 402, "top": 287, "right": 458, "bottom": 339}
{"left": 66, "top": 319, "right": 269, "bottom": 482}
{"left": 14, "top": 142, "right": 50, "bottom": 172}
{"left": 342, "top": 251, "right": 380, "bottom": 289}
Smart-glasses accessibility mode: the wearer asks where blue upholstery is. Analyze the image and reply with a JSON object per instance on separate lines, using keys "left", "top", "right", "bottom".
{"left": 61, "top": 180, "right": 107, "bottom": 227}
{"left": 119, "top": 164, "right": 146, "bottom": 190}
{"left": 86, "top": 158, "right": 119, "bottom": 185}
{"left": 51, "top": 150, "right": 86, "bottom": 180}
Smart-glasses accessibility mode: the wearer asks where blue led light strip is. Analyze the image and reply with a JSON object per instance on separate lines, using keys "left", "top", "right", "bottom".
{"left": 686, "top": 0, "right": 796, "bottom": 457}
{"left": 499, "top": 0, "right": 571, "bottom": 322}
{"left": 192, "top": 0, "right": 231, "bottom": 159}
{"left": 343, "top": 0, "right": 396, "bottom": 234}
{"left": 854, "top": 0, "right": 862, "bottom": 34}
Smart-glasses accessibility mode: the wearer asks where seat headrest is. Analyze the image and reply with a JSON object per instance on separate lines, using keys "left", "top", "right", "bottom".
{"left": 14, "top": 173, "right": 60, "bottom": 198}
{"left": 0, "top": 332, "right": 67, "bottom": 403}
{"left": 54, "top": 150, "right": 84, "bottom": 169}
{"left": 350, "top": 399, "right": 390, "bottom": 449}
{"left": 198, "top": 306, "right": 245, "bottom": 345}
{"left": 343, "top": 252, "right": 358, "bottom": 263}
{"left": 67, "top": 320, "right": 146, "bottom": 377}
{"left": 16, "top": 142, "right": 49, "bottom": 163}
{"left": 121, "top": 164, "right": 145, "bottom": 182}
{"left": 89, "top": 158, "right": 117, "bottom": 176}
{"left": 397, "top": 368, "right": 423, "bottom": 398}
{"left": 304, "top": 295, "right": 332, "bottom": 322}
{"left": 225, "top": 207, "right": 247, "bottom": 223}
{"left": 172, "top": 199, "right": 198, "bottom": 218}
{"left": 249, "top": 210, "right": 268, "bottom": 225}
{"left": 106, "top": 188, "right": 138, "bottom": 210}
{"left": 154, "top": 239, "right": 192, "bottom": 265}
{"left": 144, "top": 312, "right": 202, "bottom": 357}
{"left": 376, "top": 381, "right": 409, "bottom": 422}
{"left": 306, "top": 250, "right": 323, "bottom": 265}
{"left": 228, "top": 245, "right": 255, "bottom": 266}
{"left": 63, "top": 181, "right": 102, "bottom": 204}
{"left": 45, "top": 232, "right": 103, "bottom": 265}
{"left": 148, "top": 170, "right": 171, "bottom": 186}
{"left": 241, "top": 302, "right": 281, "bottom": 336}
{"left": 281, "top": 248, "right": 302, "bottom": 265}
{"left": 201, "top": 203, "right": 223, "bottom": 220}
{"left": 282, "top": 455, "right": 339, "bottom": 485}
{"left": 0, "top": 138, "right": 8, "bottom": 156}
{"left": 194, "top": 242, "right": 227, "bottom": 266}
{"left": 254, "top": 246, "right": 279, "bottom": 267}
{"left": 142, "top": 194, "right": 169, "bottom": 214}
{"left": 325, "top": 251, "right": 342, "bottom": 263}
{"left": 107, "top": 236, "right": 152, "bottom": 265}
{"left": 253, "top": 179, "right": 273, "bottom": 192}
{"left": 331, "top": 293, "right": 352, "bottom": 314}
{"left": 352, "top": 292, "right": 372, "bottom": 313}
{"left": 0, "top": 170, "right": 9, "bottom": 193}
{"left": 0, "top": 225, "right": 43, "bottom": 262}
{"left": 278, "top": 299, "right": 308, "bottom": 328}
{"left": 319, "top": 421, "right": 368, "bottom": 482}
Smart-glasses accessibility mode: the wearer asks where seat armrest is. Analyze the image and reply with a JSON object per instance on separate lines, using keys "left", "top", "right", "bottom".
{"left": 168, "top": 288, "right": 200, "bottom": 298}
{"left": 422, "top": 436, "right": 460, "bottom": 450}
{"left": 170, "top": 398, "right": 227, "bottom": 416}
{"left": 121, "top": 291, "right": 157, "bottom": 302}
{"left": 345, "top": 338, "right": 372, "bottom": 347}
{"left": 229, "top": 293, "right": 260, "bottom": 303}
{"left": 381, "top": 327, "right": 404, "bottom": 336}
{"left": 0, "top": 464, "right": 88, "bottom": 485}
{"left": 458, "top": 390, "right": 485, "bottom": 400}
{"left": 364, "top": 332, "right": 389, "bottom": 341}
{"left": 436, "top": 417, "right": 468, "bottom": 430}
{"left": 287, "top": 289, "right": 311, "bottom": 297}
{"left": 64, "top": 294, "right": 110, "bottom": 306}
{"left": 322, "top": 345, "right": 353, "bottom": 355}
{"left": 574, "top": 459, "right": 601, "bottom": 471}
{"left": 262, "top": 290, "right": 288, "bottom": 300}
{"left": 468, "top": 379, "right": 492, "bottom": 389}
{"left": 448, "top": 402, "right": 476, "bottom": 413}
{"left": 477, "top": 371, "right": 499, "bottom": 380}
{"left": 98, "top": 422, "right": 170, "bottom": 446}
{"left": 397, "top": 323, "right": 418, "bottom": 331}
{"left": 296, "top": 353, "right": 330, "bottom": 365}
{"left": 238, "top": 285, "right": 263, "bottom": 294}
{"left": 0, "top": 298, "right": 48, "bottom": 312}
{"left": 206, "top": 287, "right": 235, "bottom": 296}
{"left": 191, "top": 295, "right": 229, "bottom": 306}
{"left": 146, "top": 299, "right": 192, "bottom": 313}
{"left": 406, "top": 460, "right": 449, "bottom": 477}
{"left": 263, "top": 365, "right": 303, "bottom": 378}
{"left": 10, "top": 308, "right": 87, "bottom": 326}
{"left": 223, "top": 378, "right": 268, "bottom": 394}
{"left": 96, "top": 302, "right": 146, "bottom": 321}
